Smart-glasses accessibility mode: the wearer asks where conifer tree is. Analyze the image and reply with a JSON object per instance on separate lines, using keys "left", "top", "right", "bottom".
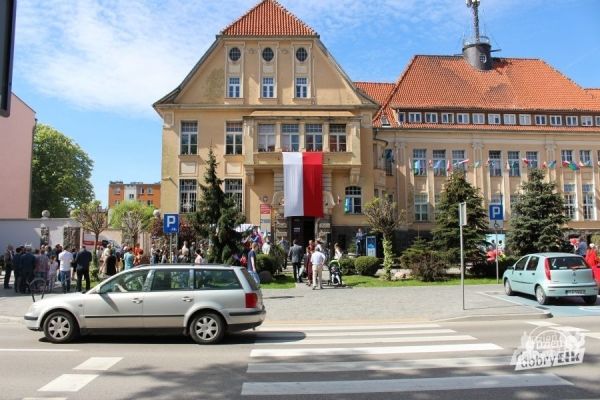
{"left": 189, "top": 148, "right": 245, "bottom": 263}
{"left": 507, "top": 168, "right": 568, "bottom": 255}
{"left": 432, "top": 172, "right": 488, "bottom": 265}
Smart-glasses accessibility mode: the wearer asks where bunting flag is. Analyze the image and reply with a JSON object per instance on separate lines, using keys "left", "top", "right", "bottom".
{"left": 458, "top": 159, "right": 470, "bottom": 165}
{"left": 446, "top": 159, "right": 452, "bottom": 173}
{"left": 562, "top": 160, "right": 570, "bottom": 168}
{"left": 522, "top": 158, "right": 530, "bottom": 166}
{"left": 283, "top": 152, "right": 323, "bottom": 217}
{"left": 578, "top": 160, "right": 586, "bottom": 168}
{"left": 337, "top": 195, "right": 341, "bottom": 205}
{"left": 548, "top": 160, "right": 557, "bottom": 169}
{"left": 414, "top": 160, "right": 420, "bottom": 171}
{"left": 474, "top": 160, "right": 481, "bottom": 168}
{"left": 506, "top": 160, "right": 511, "bottom": 171}
{"left": 568, "top": 161, "right": 579, "bottom": 171}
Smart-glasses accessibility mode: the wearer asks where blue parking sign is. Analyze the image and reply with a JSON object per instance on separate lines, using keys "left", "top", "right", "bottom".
{"left": 163, "top": 213, "right": 179, "bottom": 234}
{"left": 489, "top": 205, "right": 503, "bottom": 221}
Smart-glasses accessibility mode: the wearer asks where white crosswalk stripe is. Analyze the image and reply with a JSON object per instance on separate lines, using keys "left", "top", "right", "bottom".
{"left": 243, "top": 322, "right": 573, "bottom": 396}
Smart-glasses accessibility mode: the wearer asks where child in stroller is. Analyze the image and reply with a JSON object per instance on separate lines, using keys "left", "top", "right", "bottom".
{"left": 327, "top": 259, "right": 343, "bottom": 287}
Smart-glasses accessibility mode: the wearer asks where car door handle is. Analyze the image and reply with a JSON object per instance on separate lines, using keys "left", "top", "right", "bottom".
{"left": 131, "top": 298, "right": 143, "bottom": 304}
{"left": 181, "top": 296, "right": 193, "bottom": 302}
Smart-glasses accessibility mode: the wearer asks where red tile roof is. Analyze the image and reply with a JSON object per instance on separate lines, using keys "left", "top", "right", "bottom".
{"left": 354, "top": 82, "right": 395, "bottom": 106}
{"left": 373, "top": 55, "right": 600, "bottom": 128}
{"left": 221, "top": 0, "right": 317, "bottom": 37}
{"left": 587, "top": 89, "right": 600, "bottom": 100}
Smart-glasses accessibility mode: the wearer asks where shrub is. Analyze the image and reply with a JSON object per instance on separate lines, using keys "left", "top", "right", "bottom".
{"left": 338, "top": 257, "right": 356, "bottom": 276}
{"left": 469, "top": 255, "right": 519, "bottom": 278}
{"left": 400, "top": 238, "right": 448, "bottom": 282}
{"left": 268, "top": 244, "right": 286, "bottom": 272}
{"left": 354, "top": 256, "right": 381, "bottom": 276}
{"left": 257, "top": 254, "right": 278, "bottom": 275}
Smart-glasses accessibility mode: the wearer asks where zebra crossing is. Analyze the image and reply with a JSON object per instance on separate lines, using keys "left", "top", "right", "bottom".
{"left": 242, "top": 322, "right": 573, "bottom": 397}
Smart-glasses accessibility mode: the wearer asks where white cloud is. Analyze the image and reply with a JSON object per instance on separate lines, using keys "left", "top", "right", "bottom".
{"left": 15, "top": 0, "right": 540, "bottom": 117}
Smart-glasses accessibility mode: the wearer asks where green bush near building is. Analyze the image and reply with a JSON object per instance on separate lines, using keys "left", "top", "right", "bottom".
{"left": 257, "top": 254, "right": 278, "bottom": 275}
{"left": 338, "top": 257, "right": 356, "bottom": 276}
{"left": 354, "top": 256, "right": 381, "bottom": 276}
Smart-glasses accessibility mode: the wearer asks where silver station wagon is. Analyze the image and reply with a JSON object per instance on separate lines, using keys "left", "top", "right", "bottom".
{"left": 24, "top": 265, "right": 266, "bottom": 344}
{"left": 503, "top": 252, "right": 599, "bottom": 305}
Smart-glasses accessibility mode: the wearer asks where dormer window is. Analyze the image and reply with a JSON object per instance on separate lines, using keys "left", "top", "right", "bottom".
{"left": 550, "top": 115, "right": 562, "bottom": 126}
{"left": 472, "top": 113, "right": 485, "bottom": 124}
{"left": 396, "top": 111, "right": 405, "bottom": 124}
{"left": 380, "top": 115, "right": 390, "bottom": 127}
{"left": 425, "top": 112, "right": 438, "bottom": 123}
{"left": 566, "top": 116, "right": 578, "bottom": 126}
{"left": 408, "top": 112, "right": 422, "bottom": 123}
{"left": 535, "top": 115, "right": 547, "bottom": 125}
{"left": 582, "top": 116, "right": 593, "bottom": 126}
{"left": 441, "top": 113, "right": 454, "bottom": 124}
{"left": 488, "top": 114, "right": 501, "bottom": 125}
{"left": 456, "top": 113, "right": 469, "bottom": 124}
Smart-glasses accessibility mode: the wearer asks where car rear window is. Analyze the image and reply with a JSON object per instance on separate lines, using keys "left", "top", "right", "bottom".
{"left": 194, "top": 269, "right": 242, "bottom": 290}
{"left": 548, "top": 256, "right": 589, "bottom": 270}
{"left": 240, "top": 268, "right": 259, "bottom": 291}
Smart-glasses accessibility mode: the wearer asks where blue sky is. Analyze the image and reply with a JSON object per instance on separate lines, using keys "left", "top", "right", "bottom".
{"left": 12, "top": 0, "right": 600, "bottom": 207}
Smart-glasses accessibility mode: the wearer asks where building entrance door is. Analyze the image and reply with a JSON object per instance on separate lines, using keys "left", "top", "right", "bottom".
{"left": 290, "top": 217, "right": 315, "bottom": 247}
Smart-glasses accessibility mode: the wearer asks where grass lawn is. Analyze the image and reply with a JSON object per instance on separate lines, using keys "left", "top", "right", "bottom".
{"left": 260, "top": 274, "right": 296, "bottom": 289}
{"left": 342, "top": 275, "right": 500, "bottom": 288}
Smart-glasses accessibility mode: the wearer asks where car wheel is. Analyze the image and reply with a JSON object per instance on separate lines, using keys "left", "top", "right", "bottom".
{"left": 189, "top": 312, "right": 225, "bottom": 345}
{"left": 535, "top": 286, "right": 549, "bottom": 305}
{"left": 504, "top": 279, "right": 514, "bottom": 296}
{"left": 43, "top": 311, "right": 79, "bottom": 344}
{"left": 583, "top": 295, "right": 598, "bottom": 305}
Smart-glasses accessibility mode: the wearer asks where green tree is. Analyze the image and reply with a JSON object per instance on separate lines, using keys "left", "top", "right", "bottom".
{"left": 507, "top": 168, "right": 569, "bottom": 255}
{"left": 109, "top": 201, "right": 155, "bottom": 247}
{"left": 31, "top": 124, "right": 94, "bottom": 217}
{"left": 432, "top": 172, "right": 488, "bottom": 265}
{"left": 72, "top": 200, "right": 108, "bottom": 279}
{"left": 364, "top": 197, "right": 406, "bottom": 280}
{"left": 188, "top": 148, "right": 245, "bottom": 264}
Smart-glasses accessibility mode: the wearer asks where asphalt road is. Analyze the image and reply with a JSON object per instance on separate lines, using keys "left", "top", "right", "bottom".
{"left": 1, "top": 316, "right": 599, "bottom": 399}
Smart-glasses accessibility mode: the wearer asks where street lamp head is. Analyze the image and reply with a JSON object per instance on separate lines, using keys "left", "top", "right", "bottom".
{"left": 153, "top": 209, "right": 161, "bottom": 218}
{"left": 41, "top": 210, "right": 50, "bottom": 219}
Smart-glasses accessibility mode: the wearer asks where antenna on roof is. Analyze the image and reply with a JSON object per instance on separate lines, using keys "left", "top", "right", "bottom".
{"left": 465, "top": 0, "right": 481, "bottom": 42}
{"left": 463, "top": 0, "right": 494, "bottom": 71}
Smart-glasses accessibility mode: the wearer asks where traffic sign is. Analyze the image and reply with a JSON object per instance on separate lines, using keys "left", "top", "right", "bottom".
{"left": 489, "top": 204, "right": 503, "bottom": 221}
{"left": 163, "top": 213, "right": 179, "bottom": 234}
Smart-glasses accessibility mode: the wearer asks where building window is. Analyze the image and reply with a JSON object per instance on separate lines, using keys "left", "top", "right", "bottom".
{"left": 519, "top": 114, "right": 532, "bottom": 125}
{"left": 262, "top": 77, "right": 275, "bottom": 98}
{"left": 452, "top": 150, "right": 466, "bottom": 172}
{"left": 344, "top": 186, "right": 362, "bottom": 214}
{"left": 226, "top": 122, "right": 243, "bottom": 155}
{"left": 425, "top": 112, "right": 438, "bottom": 123}
{"left": 128, "top": 194, "right": 135, "bottom": 200}
{"left": 329, "top": 124, "right": 347, "bottom": 152}
{"left": 262, "top": 47, "right": 274, "bottom": 62}
{"left": 413, "top": 149, "right": 427, "bottom": 176}
{"left": 583, "top": 184, "right": 595, "bottom": 220}
{"left": 180, "top": 121, "right": 198, "bottom": 155}
{"left": 508, "top": 151, "right": 520, "bottom": 177}
{"left": 489, "top": 150, "right": 502, "bottom": 177}
{"left": 561, "top": 150, "right": 573, "bottom": 163}
{"left": 384, "top": 149, "right": 394, "bottom": 176}
{"left": 147, "top": 187, "right": 153, "bottom": 195}
{"left": 580, "top": 150, "right": 591, "bottom": 167}
{"left": 433, "top": 149, "right": 446, "bottom": 177}
{"left": 139, "top": 187, "right": 145, "bottom": 195}
{"left": 295, "top": 77, "right": 308, "bottom": 98}
{"left": 228, "top": 47, "right": 241, "bottom": 62}
{"left": 456, "top": 113, "right": 470, "bottom": 124}
{"left": 408, "top": 112, "right": 422, "bottom": 123}
{"left": 414, "top": 193, "right": 429, "bottom": 222}
{"left": 228, "top": 77, "right": 241, "bottom": 98}
{"left": 147, "top": 200, "right": 153, "bottom": 206}
{"left": 441, "top": 113, "right": 454, "bottom": 124}
{"left": 113, "top": 188, "right": 121, "bottom": 195}
{"left": 472, "top": 113, "right": 485, "bottom": 124}
{"left": 582, "top": 116, "right": 593, "bottom": 126}
{"left": 550, "top": 115, "right": 562, "bottom": 126}
{"left": 565, "top": 116, "right": 578, "bottom": 126}
{"left": 534, "top": 115, "right": 547, "bottom": 125}
{"left": 380, "top": 115, "right": 390, "bottom": 127}
{"left": 179, "top": 179, "right": 197, "bottom": 213}
{"left": 305, "top": 124, "right": 323, "bottom": 151}
{"left": 281, "top": 124, "right": 299, "bottom": 152}
{"left": 397, "top": 112, "right": 405, "bottom": 124}
{"left": 224, "top": 179, "right": 243, "bottom": 212}
{"left": 503, "top": 114, "right": 516, "bottom": 125}
{"left": 488, "top": 114, "right": 501, "bottom": 125}
{"left": 257, "top": 124, "right": 275, "bottom": 152}
{"left": 295, "top": 47, "right": 308, "bottom": 62}
{"left": 595, "top": 116, "right": 600, "bottom": 126}
{"left": 525, "top": 151, "right": 538, "bottom": 168}
{"left": 564, "top": 184, "right": 576, "bottom": 220}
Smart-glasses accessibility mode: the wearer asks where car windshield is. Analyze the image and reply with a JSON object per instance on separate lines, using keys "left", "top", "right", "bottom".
{"left": 548, "top": 256, "right": 589, "bottom": 270}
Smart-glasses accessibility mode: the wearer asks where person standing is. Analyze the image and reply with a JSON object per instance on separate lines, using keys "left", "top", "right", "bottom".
{"left": 247, "top": 243, "right": 260, "bottom": 285}
{"left": 58, "top": 247, "right": 73, "bottom": 293}
{"left": 75, "top": 245, "right": 92, "bottom": 292}
{"left": 12, "top": 246, "right": 23, "bottom": 293}
{"left": 585, "top": 243, "right": 599, "bottom": 267}
{"left": 355, "top": 228, "right": 365, "bottom": 256}
{"left": 334, "top": 243, "right": 343, "bottom": 260}
{"left": 194, "top": 249, "right": 204, "bottom": 265}
{"left": 310, "top": 244, "right": 326, "bottom": 290}
{"left": 577, "top": 236, "right": 588, "bottom": 256}
{"left": 20, "top": 246, "right": 36, "bottom": 293}
{"left": 34, "top": 248, "right": 49, "bottom": 282}
{"left": 105, "top": 250, "right": 117, "bottom": 277}
{"left": 47, "top": 255, "right": 59, "bottom": 291}
{"left": 3, "top": 245, "right": 14, "bottom": 289}
{"left": 261, "top": 237, "right": 271, "bottom": 255}
{"left": 288, "top": 239, "right": 304, "bottom": 283}
{"left": 123, "top": 247, "right": 135, "bottom": 270}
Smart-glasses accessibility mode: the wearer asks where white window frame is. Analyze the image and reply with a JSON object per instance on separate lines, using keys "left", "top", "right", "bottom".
{"left": 472, "top": 113, "right": 485, "bottom": 124}
{"left": 580, "top": 150, "right": 592, "bottom": 167}
{"left": 561, "top": 150, "right": 573, "bottom": 163}
{"left": 179, "top": 179, "right": 197, "bottom": 213}
{"left": 566, "top": 116, "right": 579, "bottom": 126}
{"left": 519, "top": 114, "right": 532, "bottom": 125}
{"left": 488, "top": 114, "right": 501, "bottom": 125}
{"left": 503, "top": 114, "right": 516, "bottom": 125}
{"left": 414, "top": 193, "right": 429, "bottom": 222}
{"left": 180, "top": 121, "right": 198, "bottom": 155}
{"left": 433, "top": 150, "right": 446, "bottom": 177}
{"left": 225, "top": 121, "right": 243, "bottom": 155}
{"left": 345, "top": 186, "right": 362, "bottom": 214}
{"left": 396, "top": 111, "right": 405, "bottom": 124}
{"left": 425, "top": 112, "right": 438, "bottom": 123}
{"left": 128, "top": 194, "right": 135, "bottom": 200}
{"left": 535, "top": 115, "right": 547, "bottom": 125}
{"left": 582, "top": 116, "right": 593, "bottom": 126}
{"left": 329, "top": 124, "right": 347, "bottom": 152}
{"left": 489, "top": 150, "right": 502, "bottom": 177}
{"left": 595, "top": 116, "right": 600, "bottom": 126}
{"left": 582, "top": 183, "right": 595, "bottom": 220}
{"left": 525, "top": 151, "right": 538, "bottom": 168}
{"left": 224, "top": 179, "right": 243, "bottom": 212}
{"left": 228, "top": 76, "right": 241, "bottom": 98}
{"left": 261, "top": 77, "right": 275, "bottom": 98}
{"left": 148, "top": 187, "right": 153, "bottom": 195}
{"left": 305, "top": 124, "right": 323, "bottom": 152}
{"left": 408, "top": 112, "right": 422, "bottom": 123}
{"left": 508, "top": 151, "right": 520, "bottom": 177}
{"left": 281, "top": 123, "right": 300, "bottom": 152}
{"left": 413, "top": 149, "right": 427, "bottom": 177}
{"left": 295, "top": 77, "right": 308, "bottom": 98}
{"left": 456, "top": 113, "right": 470, "bottom": 124}
{"left": 452, "top": 150, "right": 467, "bottom": 172}
{"left": 550, "top": 115, "right": 562, "bottom": 126}
{"left": 257, "top": 124, "right": 275, "bottom": 152}
{"left": 441, "top": 113, "right": 454, "bottom": 124}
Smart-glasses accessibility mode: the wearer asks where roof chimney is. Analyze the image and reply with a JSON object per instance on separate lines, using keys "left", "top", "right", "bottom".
{"left": 463, "top": 0, "right": 492, "bottom": 71}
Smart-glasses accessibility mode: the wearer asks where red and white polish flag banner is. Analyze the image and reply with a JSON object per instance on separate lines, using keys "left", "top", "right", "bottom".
{"left": 283, "top": 152, "right": 323, "bottom": 218}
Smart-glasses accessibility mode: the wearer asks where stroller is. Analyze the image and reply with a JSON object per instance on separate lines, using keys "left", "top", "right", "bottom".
{"left": 326, "top": 259, "right": 343, "bottom": 287}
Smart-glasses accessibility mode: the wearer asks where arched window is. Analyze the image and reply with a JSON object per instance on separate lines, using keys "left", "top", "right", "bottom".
{"left": 344, "top": 186, "right": 362, "bottom": 214}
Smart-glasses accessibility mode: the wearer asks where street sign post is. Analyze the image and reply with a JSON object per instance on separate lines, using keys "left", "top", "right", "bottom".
{"left": 488, "top": 205, "right": 504, "bottom": 283}
{"left": 163, "top": 213, "right": 179, "bottom": 262}
{"left": 459, "top": 202, "right": 467, "bottom": 310}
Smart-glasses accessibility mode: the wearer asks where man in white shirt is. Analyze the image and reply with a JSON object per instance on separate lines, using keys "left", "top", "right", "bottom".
{"left": 58, "top": 248, "right": 74, "bottom": 293}
{"left": 310, "top": 245, "right": 326, "bottom": 290}
{"left": 261, "top": 237, "right": 271, "bottom": 255}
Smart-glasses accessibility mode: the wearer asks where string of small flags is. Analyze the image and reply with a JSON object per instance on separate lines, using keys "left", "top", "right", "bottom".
{"left": 409, "top": 158, "right": 595, "bottom": 171}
